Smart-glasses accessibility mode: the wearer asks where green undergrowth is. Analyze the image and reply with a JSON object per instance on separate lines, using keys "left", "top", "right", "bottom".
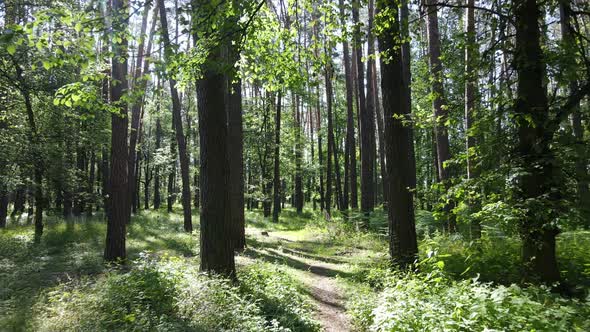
{"left": 31, "top": 255, "right": 319, "bottom": 331}
{"left": 346, "top": 266, "right": 590, "bottom": 332}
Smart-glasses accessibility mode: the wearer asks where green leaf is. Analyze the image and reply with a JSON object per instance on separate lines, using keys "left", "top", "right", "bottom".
{"left": 7, "top": 44, "right": 16, "bottom": 55}
{"left": 42, "top": 60, "right": 51, "bottom": 70}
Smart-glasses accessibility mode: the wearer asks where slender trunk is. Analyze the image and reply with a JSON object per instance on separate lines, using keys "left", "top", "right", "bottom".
{"left": 159, "top": 0, "right": 192, "bottom": 232}
{"left": 0, "top": 188, "right": 7, "bottom": 228}
{"left": 425, "top": 0, "right": 455, "bottom": 232}
{"left": 87, "top": 151, "right": 95, "bottom": 217}
{"left": 128, "top": 1, "right": 153, "bottom": 219}
{"left": 228, "top": 68, "right": 245, "bottom": 251}
{"left": 560, "top": 0, "right": 589, "bottom": 219}
{"left": 153, "top": 116, "right": 162, "bottom": 209}
{"left": 104, "top": 0, "right": 129, "bottom": 261}
{"left": 294, "top": 95, "right": 304, "bottom": 214}
{"left": 353, "top": 0, "right": 376, "bottom": 215}
{"left": 272, "top": 91, "right": 282, "bottom": 223}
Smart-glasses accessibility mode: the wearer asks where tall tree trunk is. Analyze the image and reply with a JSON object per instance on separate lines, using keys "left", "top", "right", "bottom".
{"left": 128, "top": 2, "right": 155, "bottom": 219}
{"left": 153, "top": 115, "right": 162, "bottom": 210}
{"left": 159, "top": 0, "right": 192, "bottom": 232}
{"left": 87, "top": 151, "right": 96, "bottom": 217}
{"left": 0, "top": 188, "right": 7, "bottom": 228}
{"left": 339, "top": 0, "right": 356, "bottom": 211}
{"left": 560, "top": 0, "right": 590, "bottom": 220}
{"left": 104, "top": 0, "right": 129, "bottom": 261}
{"left": 195, "top": 30, "right": 236, "bottom": 278}
{"left": 425, "top": 0, "right": 455, "bottom": 232}
{"left": 353, "top": 0, "right": 376, "bottom": 216}
{"left": 227, "top": 62, "right": 245, "bottom": 251}
{"left": 272, "top": 91, "right": 282, "bottom": 223}
{"left": 368, "top": 0, "right": 388, "bottom": 209}
{"left": 379, "top": 0, "right": 418, "bottom": 267}
{"left": 514, "top": 0, "right": 560, "bottom": 283}
{"left": 464, "top": 0, "right": 481, "bottom": 238}
{"left": 294, "top": 95, "right": 304, "bottom": 214}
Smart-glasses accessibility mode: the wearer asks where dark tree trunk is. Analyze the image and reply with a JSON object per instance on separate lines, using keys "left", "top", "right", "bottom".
{"left": 196, "top": 35, "right": 236, "bottom": 278}
{"left": 353, "top": 0, "right": 376, "bottom": 216}
{"left": 514, "top": 0, "right": 560, "bottom": 283}
{"left": 104, "top": 0, "right": 129, "bottom": 261}
{"left": 101, "top": 147, "right": 110, "bottom": 219}
{"left": 378, "top": 0, "right": 418, "bottom": 267}
{"left": 158, "top": 0, "right": 192, "bottom": 232}
{"left": 272, "top": 91, "right": 282, "bottom": 223}
{"left": 74, "top": 145, "right": 85, "bottom": 216}
{"left": 0, "top": 188, "right": 7, "bottom": 228}
{"left": 228, "top": 71, "right": 245, "bottom": 251}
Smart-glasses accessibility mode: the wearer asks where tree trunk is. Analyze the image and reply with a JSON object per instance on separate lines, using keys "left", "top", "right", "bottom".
{"left": 425, "top": 0, "right": 455, "bottom": 232}
{"left": 104, "top": 0, "right": 129, "bottom": 261}
{"left": 0, "top": 188, "right": 7, "bottom": 228}
{"left": 294, "top": 94, "right": 304, "bottom": 214}
{"left": 560, "top": 0, "right": 590, "bottom": 221}
{"left": 153, "top": 116, "right": 162, "bottom": 210}
{"left": 272, "top": 91, "right": 282, "bottom": 223}
{"left": 87, "top": 151, "right": 95, "bottom": 217}
{"left": 379, "top": 0, "right": 418, "bottom": 267}
{"left": 464, "top": 0, "right": 481, "bottom": 238}
{"left": 196, "top": 37, "right": 236, "bottom": 278}
{"left": 353, "top": 0, "right": 376, "bottom": 216}
{"left": 514, "top": 0, "right": 560, "bottom": 283}
{"left": 158, "top": 0, "right": 192, "bottom": 232}
{"left": 128, "top": 1, "right": 152, "bottom": 219}
{"left": 228, "top": 69, "right": 245, "bottom": 251}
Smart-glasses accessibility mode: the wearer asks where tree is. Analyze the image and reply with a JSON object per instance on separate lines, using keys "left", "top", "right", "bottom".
{"left": 353, "top": 0, "right": 376, "bottom": 216}
{"left": 158, "top": 0, "right": 192, "bottom": 232}
{"left": 104, "top": 0, "right": 129, "bottom": 261}
{"left": 513, "top": 0, "right": 560, "bottom": 283}
{"left": 272, "top": 91, "right": 282, "bottom": 223}
{"left": 424, "top": 0, "right": 455, "bottom": 232}
{"left": 378, "top": 0, "right": 418, "bottom": 267}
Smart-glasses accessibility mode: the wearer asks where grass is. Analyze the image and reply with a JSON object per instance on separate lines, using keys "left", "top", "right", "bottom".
{"left": 2, "top": 207, "right": 590, "bottom": 331}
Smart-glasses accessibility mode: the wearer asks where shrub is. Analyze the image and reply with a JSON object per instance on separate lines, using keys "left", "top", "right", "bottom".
{"left": 348, "top": 268, "right": 590, "bottom": 332}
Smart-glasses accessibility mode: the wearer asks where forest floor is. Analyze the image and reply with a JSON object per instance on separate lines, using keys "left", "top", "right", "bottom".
{"left": 1, "top": 208, "right": 385, "bottom": 331}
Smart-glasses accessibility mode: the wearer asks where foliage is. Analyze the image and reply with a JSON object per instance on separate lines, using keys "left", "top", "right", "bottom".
{"left": 348, "top": 267, "right": 590, "bottom": 332}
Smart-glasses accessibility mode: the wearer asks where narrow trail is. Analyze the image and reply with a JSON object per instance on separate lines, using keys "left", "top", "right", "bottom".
{"left": 244, "top": 232, "right": 353, "bottom": 332}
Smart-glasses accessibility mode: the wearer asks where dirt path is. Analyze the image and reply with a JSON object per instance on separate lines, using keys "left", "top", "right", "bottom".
{"left": 263, "top": 246, "right": 352, "bottom": 331}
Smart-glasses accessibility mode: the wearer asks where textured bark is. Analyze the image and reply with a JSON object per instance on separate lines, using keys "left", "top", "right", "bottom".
{"left": 294, "top": 95, "right": 304, "bottom": 214}
{"left": 159, "top": 0, "right": 192, "bottom": 232}
{"left": 196, "top": 41, "right": 236, "bottom": 277}
{"left": 514, "top": 0, "right": 560, "bottom": 283}
{"left": 104, "top": 0, "right": 129, "bottom": 261}
{"left": 272, "top": 91, "right": 282, "bottom": 223}
{"left": 379, "top": 0, "right": 418, "bottom": 267}
{"left": 353, "top": 0, "right": 376, "bottom": 215}
{"left": 228, "top": 75, "right": 245, "bottom": 251}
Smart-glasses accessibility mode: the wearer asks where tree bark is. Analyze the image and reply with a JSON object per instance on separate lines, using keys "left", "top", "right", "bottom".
{"left": 353, "top": 0, "right": 376, "bottom": 216}
{"left": 196, "top": 37, "right": 236, "bottom": 278}
{"left": 104, "top": 0, "right": 129, "bottom": 261}
{"left": 228, "top": 66, "right": 245, "bottom": 251}
{"left": 159, "top": 0, "right": 192, "bottom": 232}
{"left": 272, "top": 91, "right": 282, "bottom": 223}
{"left": 514, "top": 0, "right": 561, "bottom": 283}
{"left": 379, "top": 0, "right": 418, "bottom": 267}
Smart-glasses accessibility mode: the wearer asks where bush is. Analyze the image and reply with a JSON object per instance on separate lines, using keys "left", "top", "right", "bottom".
{"left": 349, "top": 269, "right": 590, "bottom": 332}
